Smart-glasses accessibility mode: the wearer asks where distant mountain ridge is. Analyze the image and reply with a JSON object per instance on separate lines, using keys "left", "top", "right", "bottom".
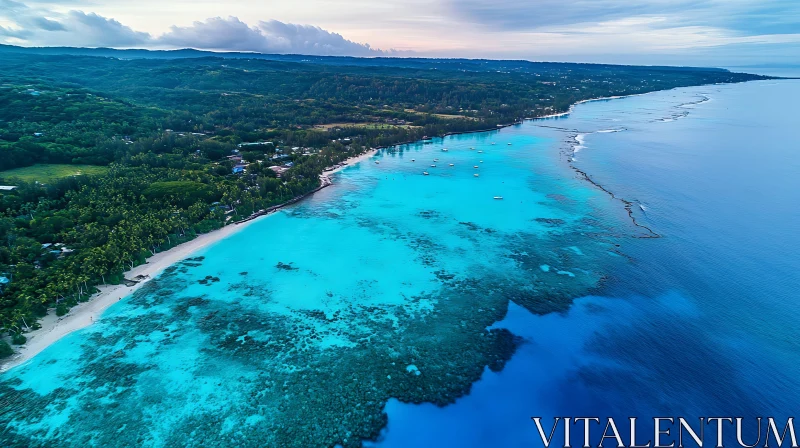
{"left": 0, "top": 43, "right": 733, "bottom": 74}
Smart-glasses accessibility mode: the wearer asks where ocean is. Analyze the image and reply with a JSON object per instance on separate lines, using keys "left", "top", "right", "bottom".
{"left": 1, "top": 79, "right": 797, "bottom": 447}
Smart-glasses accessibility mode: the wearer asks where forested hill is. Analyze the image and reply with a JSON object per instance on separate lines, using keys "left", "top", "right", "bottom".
{"left": 0, "top": 43, "right": 736, "bottom": 73}
{"left": 0, "top": 45, "right": 770, "bottom": 355}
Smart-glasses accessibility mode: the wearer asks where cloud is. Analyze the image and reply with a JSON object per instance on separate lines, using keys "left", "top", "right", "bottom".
{"left": 0, "top": 25, "right": 31, "bottom": 39}
{"left": 0, "top": 0, "right": 65, "bottom": 35}
{"left": 156, "top": 17, "right": 383, "bottom": 56}
{"left": 0, "top": 0, "right": 797, "bottom": 65}
{"left": 61, "top": 11, "right": 151, "bottom": 46}
{"left": 257, "top": 20, "right": 379, "bottom": 56}
{"left": 0, "top": 1, "right": 387, "bottom": 55}
{"left": 157, "top": 17, "right": 271, "bottom": 52}
{"left": 447, "top": 0, "right": 700, "bottom": 30}
{"left": 431, "top": 0, "right": 800, "bottom": 65}
{"left": 30, "top": 16, "right": 66, "bottom": 31}
{"left": 446, "top": 0, "right": 800, "bottom": 36}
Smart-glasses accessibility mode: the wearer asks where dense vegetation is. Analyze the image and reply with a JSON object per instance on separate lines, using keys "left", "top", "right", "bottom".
{"left": 0, "top": 45, "right": 769, "bottom": 352}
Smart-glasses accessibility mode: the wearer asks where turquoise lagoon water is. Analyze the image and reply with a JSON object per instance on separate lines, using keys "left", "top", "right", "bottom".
{"left": 370, "top": 80, "right": 800, "bottom": 447}
{"left": 3, "top": 80, "right": 797, "bottom": 447}
{"left": 0, "top": 113, "right": 630, "bottom": 446}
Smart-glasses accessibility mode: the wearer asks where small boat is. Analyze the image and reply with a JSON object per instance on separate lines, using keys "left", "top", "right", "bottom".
{"left": 494, "top": 196, "right": 503, "bottom": 200}
{"left": 423, "top": 172, "right": 429, "bottom": 175}
{"left": 470, "top": 147, "right": 475, "bottom": 150}
{"left": 492, "top": 142, "right": 496, "bottom": 145}
{"left": 478, "top": 150, "right": 483, "bottom": 153}
{"left": 480, "top": 160, "right": 484, "bottom": 163}
{"left": 375, "top": 161, "right": 380, "bottom": 164}
{"left": 411, "top": 159, "right": 415, "bottom": 162}
{"left": 474, "top": 165, "right": 479, "bottom": 168}
{"left": 434, "top": 158, "right": 439, "bottom": 162}
{"left": 449, "top": 163, "right": 454, "bottom": 167}
{"left": 474, "top": 173, "right": 480, "bottom": 177}
{"left": 508, "top": 143, "right": 512, "bottom": 145}
{"left": 442, "top": 148, "right": 448, "bottom": 152}
{"left": 431, "top": 164, "right": 436, "bottom": 167}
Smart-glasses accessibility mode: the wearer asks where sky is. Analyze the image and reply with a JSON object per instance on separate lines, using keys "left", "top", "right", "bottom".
{"left": 0, "top": 0, "right": 799, "bottom": 66}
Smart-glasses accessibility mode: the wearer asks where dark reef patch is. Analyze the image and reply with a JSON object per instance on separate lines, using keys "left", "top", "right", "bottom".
{"left": 459, "top": 221, "right": 481, "bottom": 231}
{"left": 197, "top": 275, "right": 220, "bottom": 285}
{"left": 275, "top": 262, "right": 298, "bottom": 271}
{"left": 418, "top": 210, "right": 440, "bottom": 219}
{"left": 0, "top": 183, "right": 626, "bottom": 448}
{"left": 535, "top": 217, "right": 566, "bottom": 226}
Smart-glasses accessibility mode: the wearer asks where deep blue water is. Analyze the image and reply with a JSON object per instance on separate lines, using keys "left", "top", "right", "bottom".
{"left": 369, "top": 80, "right": 800, "bottom": 447}
{"left": 1, "top": 80, "right": 797, "bottom": 447}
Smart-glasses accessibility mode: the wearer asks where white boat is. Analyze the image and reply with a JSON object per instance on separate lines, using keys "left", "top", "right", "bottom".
{"left": 431, "top": 164, "right": 436, "bottom": 167}
{"left": 480, "top": 160, "right": 484, "bottom": 163}
{"left": 494, "top": 196, "right": 503, "bottom": 200}
{"left": 470, "top": 147, "right": 475, "bottom": 150}
{"left": 411, "top": 159, "right": 415, "bottom": 162}
{"left": 449, "top": 163, "right": 454, "bottom": 166}
{"left": 473, "top": 165, "right": 479, "bottom": 168}
{"left": 478, "top": 150, "right": 483, "bottom": 153}
{"left": 508, "top": 143, "right": 512, "bottom": 145}
{"left": 442, "top": 148, "right": 448, "bottom": 152}
{"left": 434, "top": 158, "right": 439, "bottom": 162}
{"left": 492, "top": 142, "right": 496, "bottom": 145}
{"left": 423, "top": 172, "right": 429, "bottom": 175}
{"left": 474, "top": 173, "right": 480, "bottom": 177}
{"left": 375, "top": 161, "right": 380, "bottom": 164}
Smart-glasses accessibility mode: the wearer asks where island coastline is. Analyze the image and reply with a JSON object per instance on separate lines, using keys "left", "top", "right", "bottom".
{"left": 0, "top": 150, "right": 383, "bottom": 372}
{"left": 0, "top": 89, "right": 725, "bottom": 372}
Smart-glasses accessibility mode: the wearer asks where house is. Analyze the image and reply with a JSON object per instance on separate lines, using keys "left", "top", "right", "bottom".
{"left": 33, "top": 132, "right": 44, "bottom": 137}
{"left": 0, "top": 276, "right": 9, "bottom": 294}
{"left": 232, "top": 164, "right": 246, "bottom": 174}
{"left": 238, "top": 141, "right": 272, "bottom": 148}
{"left": 0, "top": 186, "right": 18, "bottom": 191}
{"left": 227, "top": 155, "right": 243, "bottom": 163}
{"left": 210, "top": 202, "right": 231, "bottom": 212}
{"left": 269, "top": 166, "right": 289, "bottom": 177}
{"left": 283, "top": 162, "right": 294, "bottom": 168}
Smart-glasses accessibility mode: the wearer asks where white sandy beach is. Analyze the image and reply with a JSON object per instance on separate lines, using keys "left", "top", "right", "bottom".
{"left": 0, "top": 215, "right": 266, "bottom": 372}
{"left": 326, "top": 149, "right": 379, "bottom": 175}
{"left": 0, "top": 115, "right": 623, "bottom": 372}
{"left": 1, "top": 149, "right": 381, "bottom": 372}
{"left": 533, "top": 95, "right": 634, "bottom": 120}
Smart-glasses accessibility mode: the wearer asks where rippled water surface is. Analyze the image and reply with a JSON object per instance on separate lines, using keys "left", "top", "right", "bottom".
{"left": 1, "top": 110, "right": 628, "bottom": 446}
{"left": 2, "top": 80, "right": 797, "bottom": 448}
{"left": 371, "top": 80, "right": 800, "bottom": 447}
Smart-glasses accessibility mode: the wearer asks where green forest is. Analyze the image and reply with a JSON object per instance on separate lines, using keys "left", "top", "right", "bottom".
{"left": 0, "top": 46, "right": 769, "bottom": 356}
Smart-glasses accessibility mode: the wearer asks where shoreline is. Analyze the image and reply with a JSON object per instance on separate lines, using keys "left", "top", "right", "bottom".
{"left": 324, "top": 149, "right": 379, "bottom": 175}
{"left": 0, "top": 87, "right": 727, "bottom": 372}
{"left": 0, "top": 217, "right": 268, "bottom": 372}
{"left": 1, "top": 148, "right": 386, "bottom": 372}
